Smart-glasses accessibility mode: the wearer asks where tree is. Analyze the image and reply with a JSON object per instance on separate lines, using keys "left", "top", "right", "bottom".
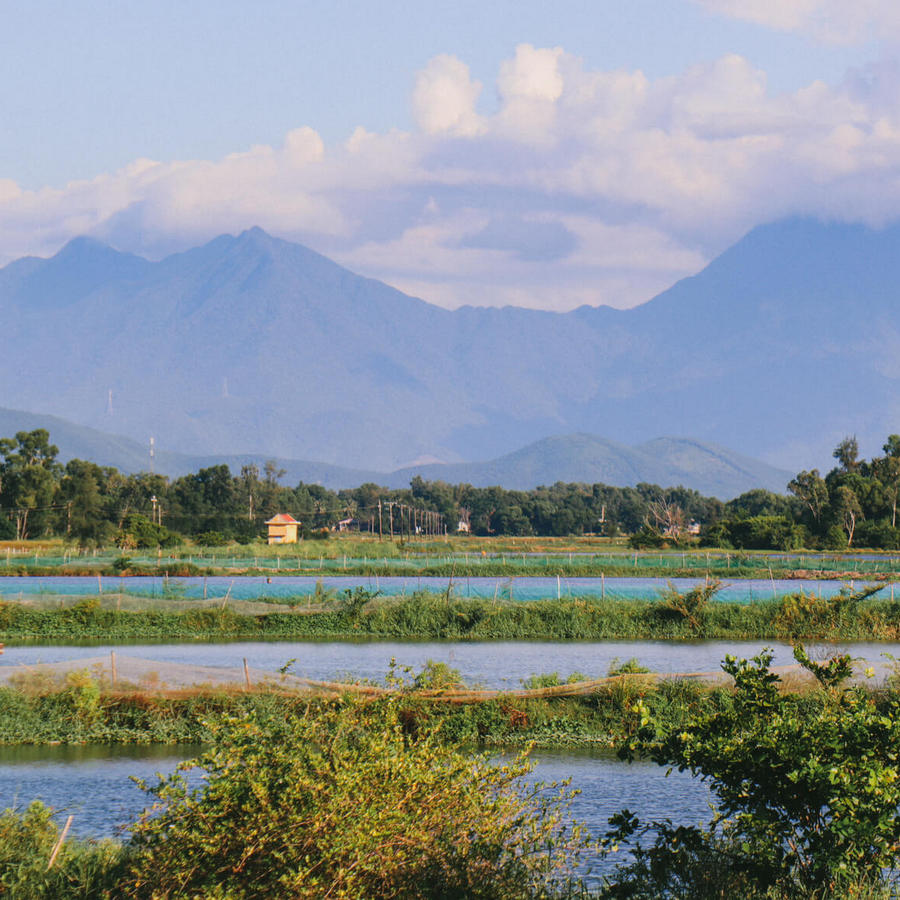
{"left": 238, "top": 464, "right": 260, "bottom": 521}
{"left": 0, "top": 430, "right": 61, "bottom": 539}
{"left": 833, "top": 484, "right": 862, "bottom": 546}
{"left": 605, "top": 648, "right": 900, "bottom": 897}
{"left": 787, "top": 469, "right": 829, "bottom": 528}
{"left": 57, "top": 459, "right": 111, "bottom": 547}
{"left": 873, "top": 454, "right": 900, "bottom": 528}
{"left": 832, "top": 435, "right": 860, "bottom": 473}
{"left": 646, "top": 495, "right": 687, "bottom": 542}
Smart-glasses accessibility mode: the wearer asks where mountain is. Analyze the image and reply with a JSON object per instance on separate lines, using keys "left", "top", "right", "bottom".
{"left": 387, "top": 434, "right": 791, "bottom": 497}
{"left": 0, "top": 408, "right": 789, "bottom": 498}
{"left": 1, "top": 218, "right": 899, "bottom": 471}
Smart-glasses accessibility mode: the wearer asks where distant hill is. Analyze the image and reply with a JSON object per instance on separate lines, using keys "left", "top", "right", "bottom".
{"left": 0, "top": 409, "right": 790, "bottom": 498}
{"left": 2, "top": 218, "right": 899, "bottom": 471}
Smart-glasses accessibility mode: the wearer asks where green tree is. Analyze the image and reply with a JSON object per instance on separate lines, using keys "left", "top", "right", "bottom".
{"left": 833, "top": 435, "right": 860, "bottom": 473}
{"left": 832, "top": 484, "right": 863, "bottom": 546}
{"left": 57, "top": 459, "right": 112, "bottom": 547}
{"left": 606, "top": 648, "right": 900, "bottom": 898}
{"left": 0, "top": 429, "right": 61, "bottom": 539}
{"left": 787, "top": 469, "right": 829, "bottom": 530}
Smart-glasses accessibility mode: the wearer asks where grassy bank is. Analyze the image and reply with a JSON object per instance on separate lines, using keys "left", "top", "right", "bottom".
{"left": 0, "top": 673, "right": 788, "bottom": 748}
{"left": 1, "top": 586, "right": 900, "bottom": 641}
{"left": 5, "top": 535, "right": 900, "bottom": 579}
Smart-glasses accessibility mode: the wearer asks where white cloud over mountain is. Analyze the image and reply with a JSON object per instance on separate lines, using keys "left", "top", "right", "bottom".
{"left": 5, "top": 43, "right": 900, "bottom": 310}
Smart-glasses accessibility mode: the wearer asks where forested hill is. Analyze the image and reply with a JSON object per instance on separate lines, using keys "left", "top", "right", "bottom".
{"left": 2, "top": 219, "right": 900, "bottom": 470}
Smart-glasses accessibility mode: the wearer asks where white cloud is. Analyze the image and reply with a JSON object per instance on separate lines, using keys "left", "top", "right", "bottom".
{"left": 412, "top": 55, "right": 486, "bottom": 137}
{"left": 8, "top": 45, "right": 900, "bottom": 310}
{"left": 693, "top": 0, "right": 900, "bottom": 44}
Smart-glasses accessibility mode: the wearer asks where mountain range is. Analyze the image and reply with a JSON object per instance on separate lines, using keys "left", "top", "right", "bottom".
{"left": 1, "top": 217, "right": 896, "bottom": 475}
{"left": 0, "top": 407, "right": 790, "bottom": 498}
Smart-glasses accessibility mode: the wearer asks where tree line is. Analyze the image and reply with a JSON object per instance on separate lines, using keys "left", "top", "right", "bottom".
{"left": 2, "top": 427, "right": 900, "bottom": 548}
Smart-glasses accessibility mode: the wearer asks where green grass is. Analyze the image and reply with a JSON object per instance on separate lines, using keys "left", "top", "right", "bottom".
{"left": 0, "top": 588, "right": 899, "bottom": 641}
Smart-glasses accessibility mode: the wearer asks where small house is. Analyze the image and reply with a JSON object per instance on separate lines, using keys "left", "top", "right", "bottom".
{"left": 266, "top": 513, "right": 300, "bottom": 545}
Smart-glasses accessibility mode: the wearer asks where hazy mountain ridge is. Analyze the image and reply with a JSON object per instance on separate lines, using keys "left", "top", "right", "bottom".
{"left": 0, "top": 409, "right": 790, "bottom": 498}
{"left": 2, "top": 218, "right": 898, "bottom": 470}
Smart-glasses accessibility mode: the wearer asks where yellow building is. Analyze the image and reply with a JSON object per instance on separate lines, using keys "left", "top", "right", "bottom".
{"left": 265, "top": 513, "right": 300, "bottom": 544}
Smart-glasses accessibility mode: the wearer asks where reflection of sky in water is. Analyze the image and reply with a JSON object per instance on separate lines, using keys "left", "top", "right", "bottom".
{"left": 0, "top": 574, "right": 894, "bottom": 603}
{"left": 1, "top": 639, "right": 897, "bottom": 688}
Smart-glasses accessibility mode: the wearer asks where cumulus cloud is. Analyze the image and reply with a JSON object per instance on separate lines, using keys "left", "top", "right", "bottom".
{"left": 412, "top": 55, "right": 485, "bottom": 136}
{"left": 7, "top": 44, "right": 900, "bottom": 310}
{"left": 693, "top": 0, "right": 900, "bottom": 44}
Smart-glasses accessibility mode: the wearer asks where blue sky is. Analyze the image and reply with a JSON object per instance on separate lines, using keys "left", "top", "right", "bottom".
{"left": 2, "top": 0, "right": 900, "bottom": 310}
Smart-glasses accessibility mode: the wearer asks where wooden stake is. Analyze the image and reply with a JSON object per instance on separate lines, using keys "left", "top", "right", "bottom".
{"left": 47, "top": 815, "right": 74, "bottom": 870}
{"left": 243, "top": 657, "right": 251, "bottom": 690}
{"left": 110, "top": 651, "right": 118, "bottom": 686}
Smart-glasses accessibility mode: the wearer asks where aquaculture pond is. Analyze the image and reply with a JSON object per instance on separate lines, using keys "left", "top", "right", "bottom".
{"left": 0, "top": 574, "right": 893, "bottom": 604}
{"left": 2, "top": 639, "right": 898, "bottom": 688}
{"left": 0, "top": 744, "right": 712, "bottom": 883}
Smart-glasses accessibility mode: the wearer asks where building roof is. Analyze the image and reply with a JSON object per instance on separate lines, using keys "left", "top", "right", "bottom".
{"left": 265, "top": 513, "right": 300, "bottom": 525}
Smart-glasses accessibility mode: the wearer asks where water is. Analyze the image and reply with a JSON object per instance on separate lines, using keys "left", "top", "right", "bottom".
{"left": 0, "top": 743, "right": 711, "bottom": 882}
{"left": 0, "top": 744, "right": 202, "bottom": 839}
{"left": 0, "top": 574, "right": 892, "bottom": 603}
{"left": 2, "top": 639, "right": 897, "bottom": 687}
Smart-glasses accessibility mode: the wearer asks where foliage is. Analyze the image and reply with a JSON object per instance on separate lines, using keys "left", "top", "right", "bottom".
{"left": 116, "top": 513, "right": 180, "bottom": 549}
{"left": 703, "top": 515, "right": 807, "bottom": 551}
{"left": 0, "top": 801, "right": 123, "bottom": 898}
{"left": 412, "top": 659, "right": 464, "bottom": 690}
{"left": 605, "top": 647, "right": 900, "bottom": 897}
{"left": 121, "top": 699, "right": 590, "bottom": 898}
{"left": 0, "top": 588, "right": 898, "bottom": 643}
{"left": 195, "top": 530, "right": 228, "bottom": 546}
{"left": 607, "top": 658, "right": 650, "bottom": 676}
{"left": 657, "top": 579, "right": 722, "bottom": 633}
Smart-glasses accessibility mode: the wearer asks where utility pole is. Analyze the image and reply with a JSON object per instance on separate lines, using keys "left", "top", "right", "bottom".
{"left": 378, "top": 500, "right": 383, "bottom": 542}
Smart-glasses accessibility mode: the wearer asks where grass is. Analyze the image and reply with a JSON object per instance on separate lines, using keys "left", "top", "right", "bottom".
{"left": 4, "top": 535, "right": 900, "bottom": 579}
{"left": 1, "top": 587, "right": 900, "bottom": 641}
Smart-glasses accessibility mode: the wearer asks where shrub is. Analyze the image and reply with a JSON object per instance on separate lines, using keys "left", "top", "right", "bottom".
{"left": 607, "top": 657, "right": 650, "bottom": 676}
{"left": 604, "top": 647, "right": 900, "bottom": 898}
{"left": 413, "top": 660, "right": 464, "bottom": 691}
{"left": 194, "top": 531, "right": 228, "bottom": 547}
{"left": 122, "top": 699, "right": 590, "bottom": 898}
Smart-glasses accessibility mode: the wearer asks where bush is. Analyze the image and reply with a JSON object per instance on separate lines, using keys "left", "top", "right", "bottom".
{"left": 194, "top": 531, "right": 229, "bottom": 547}
{"left": 122, "top": 699, "right": 590, "bottom": 898}
{"left": 0, "top": 801, "right": 122, "bottom": 898}
{"left": 116, "top": 514, "right": 181, "bottom": 549}
{"left": 413, "top": 660, "right": 464, "bottom": 690}
{"left": 705, "top": 515, "right": 806, "bottom": 550}
{"left": 607, "top": 658, "right": 650, "bottom": 676}
{"left": 604, "top": 647, "right": 900, "bottom": 898}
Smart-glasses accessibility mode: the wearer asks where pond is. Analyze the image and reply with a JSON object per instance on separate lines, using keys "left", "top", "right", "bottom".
{"left": 0, "top": 574, "right": 893, "bottom": 603}
{"left": 0, "top": 744, "right": 712, "bottom": 883}
{"left": 1, "top": 639, "right": 897, "bottom": 687}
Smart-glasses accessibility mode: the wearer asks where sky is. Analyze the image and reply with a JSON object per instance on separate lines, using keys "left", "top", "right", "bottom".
{"left": 3, "top": 0, "right": 900, "bottom": 310}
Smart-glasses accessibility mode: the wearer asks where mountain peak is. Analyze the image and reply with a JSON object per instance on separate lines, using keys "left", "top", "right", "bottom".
{"left": 233, "top": 225, "right": 277, "bottom": 247}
